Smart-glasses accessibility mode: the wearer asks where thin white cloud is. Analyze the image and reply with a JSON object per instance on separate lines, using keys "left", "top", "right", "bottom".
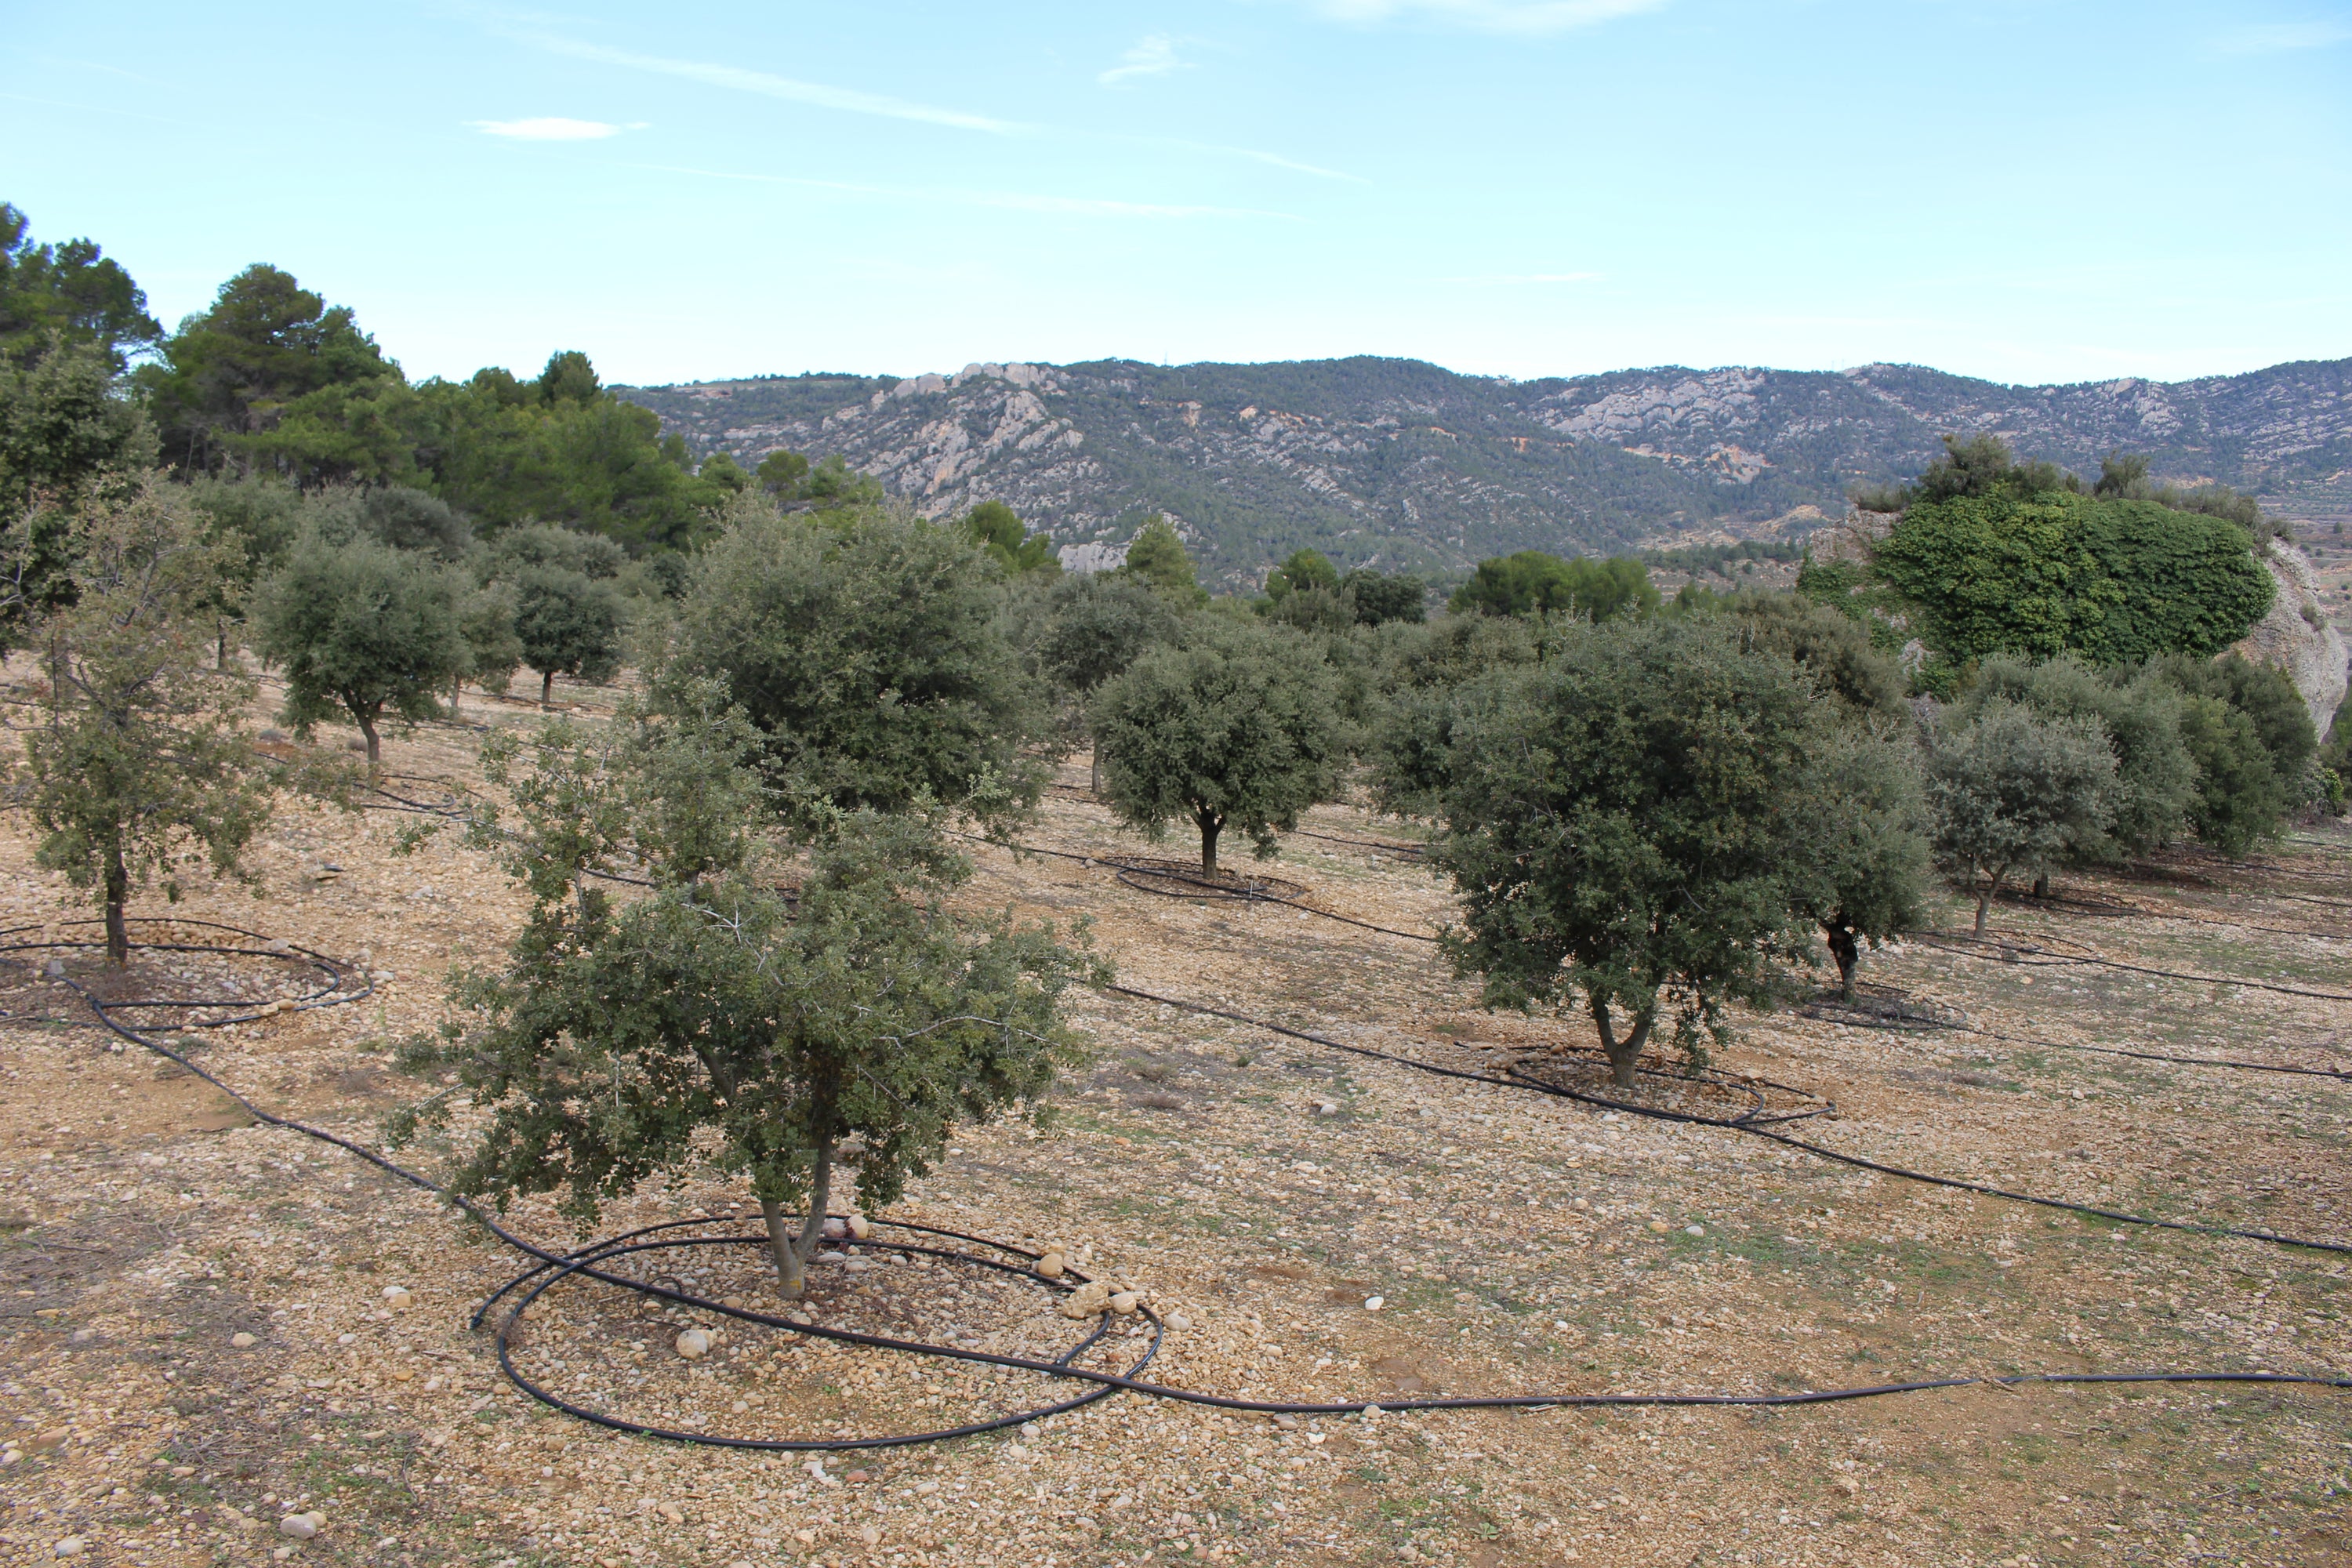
{"left": 1439, "top": 271, "right": 1602, "bottom": 285}
{"left": 630, "top": 162, "right": 1297, "bottom": 220}
{"left": 514, "top": 33, "right": 1022, "bottom": 133}
{"left": 471, "top": 116, "right": 629, "bottom": 140}
{"left": 1160, "top": 138, "right": 1369, "bottom": 183}
{"left": 2212, "top": 19, "right": 2352, "bottom": 53}
{"left": 1308, "top": 0, "right": 1666, "bottom": 34}
{"left": 1100, "top": 33, "right": 1189, "bottom": 85}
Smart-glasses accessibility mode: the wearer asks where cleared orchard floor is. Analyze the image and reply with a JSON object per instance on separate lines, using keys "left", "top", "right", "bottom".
{"left": 1, "top": 691, "right": 2347, "bottom": 1568}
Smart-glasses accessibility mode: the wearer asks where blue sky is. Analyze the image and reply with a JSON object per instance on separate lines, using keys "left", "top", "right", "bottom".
{"left": 9, "top": 1, "right": 2350, "bottom": 389}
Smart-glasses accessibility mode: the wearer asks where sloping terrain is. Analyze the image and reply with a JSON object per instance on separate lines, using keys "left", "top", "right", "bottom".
{"left": 622, "top": 357, "right": 2352, "bottom": 587}
{"left": 4, "top": 664, "right": 2350, "bottom": 1568}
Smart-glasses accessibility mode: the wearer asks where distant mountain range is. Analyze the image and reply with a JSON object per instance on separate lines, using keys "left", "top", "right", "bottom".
{"left": 619, "top": 355, "right": 2352, "bottom": 588}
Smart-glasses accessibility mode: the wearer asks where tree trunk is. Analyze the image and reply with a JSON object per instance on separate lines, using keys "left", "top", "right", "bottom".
{"left": 103, "top": 844, "right": 130, "bottom": 968}
{"left": 356, "top": 709, "right": 382, "bottom": 769}
{"left": 1089, "top": 747, "right": 1102, "bottom": 796}
{"left": 760, "top": 1140, "right": 835, "bottom": 1299}
{"left": 2031, "top": 871, "right": 2049, "bottom": 900}
{"left": 1198, "top": 812, "right": 1223, "bottom": 879}
{"left": 1974, "top": 866, "right": 2005, "bottom": 935}
{"left": 1823, "top": 917, "right": 1860, "bottom": 999}
{"left": 1590, "top": 995, "right": 1655, "bottom": 1091}
{"left": 217, "top": 626, "right": 231, "bottom": 671}
{"left": 540, "top": 670, "right": 554, "bottom": 709}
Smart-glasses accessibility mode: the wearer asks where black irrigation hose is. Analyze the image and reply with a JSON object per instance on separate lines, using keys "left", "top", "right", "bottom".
{"left": 1103, "top": 985, "right": 2352, "bottom": 1258}
{"left": 960, "top": 832, "right": 1443, "bottom": 944}
{"left": 11, "top": 927, "right": 2348, "bottom": 1455}
{"left": 1915, "top": 930, "right": 2352, "bottom": 1003}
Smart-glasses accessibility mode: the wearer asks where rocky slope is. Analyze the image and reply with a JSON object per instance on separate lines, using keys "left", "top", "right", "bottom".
{"left": 621, "top": 355, "right": 2352, "bottom": 588}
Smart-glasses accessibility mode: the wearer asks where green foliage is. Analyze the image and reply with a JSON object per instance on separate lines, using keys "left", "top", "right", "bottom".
{"left": 962, "top": 499, "right": 1059, "bottom": 576}
{"left": 2317, "top": 691, "right": 2351, "bottom": 811}
{"left": 1639, "top": 539, "right": 1805, "bottom": 576}
{"left": 1854, "top": 432, "right": 2080, "bottom": 514}
{"left": 0, "top": 205, "right": 162, "bottom": 372}
{"left": 252, "top": 531, "right": 466, "bottom": 766}
{"left": 1677, "top": 588, "right": 1907, "bottom": 716}
{"left": 397, "top": 700, "right": 1101, "bottom": 1296}
{"left": 2149, "top": 653, "right": 2316, "bottom": 853}
{"left": 1925, "top": 701, "right": 2119, "bottom": 931}
{"left": 304, "top": 484, "right": 473, "bottom": 559}
{"left": 1363, "top": 612, "right": 1541, "bottom": 816}
{"left": 1341, "top": 568, "right": 1428, "bottom": 626}
{"left": 665, "top": 499, "right": 1050, "bottom": 833}
{"left": 3, "top": 478, "right": 270, "bottom": 963}
{"left": 1957, "top": 655, "right": 2197, "bottom": 859}
{"left": 423, "top": 354, "right": 724, "bottom": 553}
{"left": 1794, "top": 721, "right": 1932, "bottom": 996}
{"left": 1873, "top": 489, "right": 2274, "bottom": 667}
{"left": 452, "top": 578, "right": 522, "bottom": 700}
{"left": 756, "top": 449, "right": 810, "bottom": 496}
{"left": 1264, "top": 548, "right": 1339, "bottom": 602}
{"left": 1428, "top": 617, "right": 1876, "bottom": 1084}
{"left": 0, "top": 340, "right": 156, "bottom": 641}
{"left": 1034, "top": 572, "right": 1185, "bottom": 790}
{"left": 2096, "top": 452, "right": 2283, "bottom": 542}
{"left": 1118, "top": 515, "right": 1208, "bottom": 606}
{"left": 137, "top": 264, "right": 401, "bottom": 476}
{"left": 1091, "top": 616, "right": 1343, "bottom": 876}
{"left": 510, "top": 562, "right": 626, "bottom": 706}
{"left": 753, "top": 446, "right": 885, "bottom": 514}
{"left": 1448, "top": 551, "right": 1658, "bottom": 622}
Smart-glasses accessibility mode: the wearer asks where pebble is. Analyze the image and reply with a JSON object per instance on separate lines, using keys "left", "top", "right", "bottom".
{"left": 1685, "top": 1225, "right": 1704, "bottom": 1236}
{"left": 847, "top": 1213, "right": 872, "bottom": 1240}
{"left": 675, "top": 1329, "right": 712, "bottom": 1360}
{"left": 843, "top": 1258, "right": 871, "bottom": 1274}
{"left": 1109, "top": 1290, "right": 1140, "bottom": 1314}
{"left": 1363, "top": 1295, "right": 1385, "bottom": 1311}
{"left": 1060, "top": 1280, "right": 1112, "bottom": 1319}
{"left": 1649, "top": 1220, "right": 1671, "bottom": 1233}
{"left": 822, "top": 1217, "right": 848, "bottom": 1240}
{"left": 1035, "top": 1251, "right": 1066, "bottom": 1279}
{"left": 1314, "top": 1101, "right": 1339, "bottom": 1116}
{"left": 278, "top": 1511, "right": 325, "bottom": 1539}
{"left": 1831, "top": 1475, "right": 1860, "bottom": 1497}
{"left": 1167, "top": 1312, "right": 1192, "bottom": 1330}
{"left": 53, "top": 1539, "right": 86, "bottom": 1559}
{"left": 382, "top": 1287, "right": 414, "bottom": 1308}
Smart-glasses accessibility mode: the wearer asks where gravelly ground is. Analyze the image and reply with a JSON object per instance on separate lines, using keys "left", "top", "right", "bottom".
{"left": 4, "top": 680, "right": 2350, "bottom": 1568}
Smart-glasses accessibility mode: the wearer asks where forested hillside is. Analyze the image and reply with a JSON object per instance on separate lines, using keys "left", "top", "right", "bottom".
{"left": 623, "top": 356, "right": 2352, "bottom": 586}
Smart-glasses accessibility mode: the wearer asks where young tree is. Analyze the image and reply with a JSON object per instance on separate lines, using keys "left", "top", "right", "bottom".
{"left": 1341, "top": 568, "right": 1428, "bottom": 626}
{"left": 1959, "top": 655, "right": 2196, "bottom": 874}
{"left": 665, "top": 499, "right": 1051, "bottom": 830}
{"left": 1449, "top": 551, "right": 1658, "bottom": 622}
{"left": 511, "top": 562, "right": 627, "bottom": 707}
{"left": 1925, "top": 701, "right": 2120, "bottom": 932}
{"left": 252, "top": 532, "right": 466, "bottom": 766}
{"left": 1119, "top": 514, "right": 1208, "bottom": 606}
{"left": 5, "top": 479, "right": 270, "bottom": 964}
{"left": 963, "top": 499, "right": 1059, "bottom": 576}
{"left": 451, "top": 577, "right": 522, "bottom": 711}
{"left": 1034, "top": 572, "right": 1185, "bottom": 793}
{"left": 1430, "top": 618, "right": 1859, "bottom": 1087}
{"left": 1091, "top": 617, "right": 1342, "bottom": 877}
{"left": 1789, "top": 721, "right": 1931, "bottom": 996}
{"left": 395, "top": 695, "right": 1102, "bottom": 1298}
{"left": 1263, "top": 547, "right": 1339, "bottom": 602}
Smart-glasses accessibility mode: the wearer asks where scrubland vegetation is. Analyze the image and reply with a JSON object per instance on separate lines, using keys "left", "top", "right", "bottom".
{"left": 3, "top": 201, "right": 2348, "bottom": 1568}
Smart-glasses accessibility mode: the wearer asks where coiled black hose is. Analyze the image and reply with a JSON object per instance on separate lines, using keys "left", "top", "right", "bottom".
{"left": 9, "top": 922, "right": 2346, "bottom": 1455}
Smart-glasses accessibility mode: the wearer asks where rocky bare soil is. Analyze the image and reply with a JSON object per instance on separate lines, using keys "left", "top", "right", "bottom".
{"left": 4, "top": 685, "right": 2351, "bottom": 1568}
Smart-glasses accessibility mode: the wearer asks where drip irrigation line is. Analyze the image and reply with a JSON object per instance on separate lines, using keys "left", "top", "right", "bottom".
{"left": 1945, "top": 1019, "right": 2352, "bottom": 1083}
{"left": 11, "top": 927, "right": 2347, "bottom": 1457}
{"left": 955, "top": 832, "right": 1442, "bottom": 943}
{"left": 2002, "top": 889, "right": 2351, "bottom": 942}
{"left": 1103, "top": 985, "right": 2352, "bottom": 1258}
{"left": 1914, "top": 931, "right": 2352, "bottom": 1002}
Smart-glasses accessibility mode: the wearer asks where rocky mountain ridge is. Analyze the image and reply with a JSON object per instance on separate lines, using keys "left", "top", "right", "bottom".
{"left": 620, "top": 355, "right": 2352, "bottom": 588}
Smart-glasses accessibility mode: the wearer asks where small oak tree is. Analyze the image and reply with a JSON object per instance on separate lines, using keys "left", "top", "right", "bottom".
{"left": 1091, "top": 616, "right": 1341, "bottom": 877}
{"left": 1035, "top": 572, "right": 1185, "bottom": 793}
{"left": 252, "top": 531, "right": 466, "bottom": 766}
{"left": 1925, "top": 700, "right": 2119, "bottom": 932}
{"left": 6, "top": 478, "right": 270, "bottom": 964}
{"left": 511, "top": 561, "right": 626, "bottom": 707}
{"left": 666, "top": 500, "right": 1050, "bottom": 832}
{"left": 1432, "top": 618, "right": 1882, "bottom": 1087}
{"left": 395, "top": 688, "right": 1102, "bottom": 1298}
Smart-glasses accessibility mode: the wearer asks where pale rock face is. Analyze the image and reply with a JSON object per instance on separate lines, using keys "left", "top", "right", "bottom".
{"left": 1058, "top": 541, "right": 1131, "bottom": 575}
{"left": 2233, "top": 543, "right": 2350, "bottom": 741}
